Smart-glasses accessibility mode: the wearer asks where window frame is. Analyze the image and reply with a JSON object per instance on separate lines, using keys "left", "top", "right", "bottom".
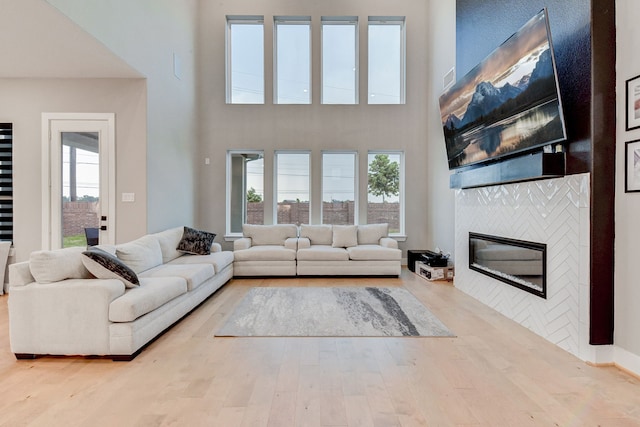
{"left": 225, "top": 150, "right": 264, "bottom": 238}
{"left": 273, "top": 16, "right": 312, "bottom": 105}
{"left": 367, "top": 16, "right": 407, "bottom": 105}
{"left": 321, "top": 16, "right": 359, "bottom": 105}
{"left": 321, "top": 150, "right": 359, "bottom": 225}
{"left": 274, "top": 150, "right": 312, "bottom": 225}
{"left": 225, "top": 15, "right": 265, "bottom": 104}
{"left": 367, "top": 150, "right": 405, "bottom": 238}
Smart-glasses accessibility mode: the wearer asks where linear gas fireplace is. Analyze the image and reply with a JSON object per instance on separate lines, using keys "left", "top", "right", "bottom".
{"left": 469, "top": 233, "right": 547, "bottom": 299}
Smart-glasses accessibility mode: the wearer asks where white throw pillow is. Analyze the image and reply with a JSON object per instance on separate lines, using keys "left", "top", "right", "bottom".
{"left": 29, "top": 246, "right": 92, "bottom": 284}
{"left": 300, "top": 224, "right": 333, "bottom": 245}
{"left": 357, "top": 223, "right": 389, "bottom": 245}
{"left": 116, "top": 235, "right": 163, "bottom": 274}
{"left": 332, "top": 225, "right": 358, "bottom": 248}
{"left": 152, "top": 226, "right": 185, "bottom": 263}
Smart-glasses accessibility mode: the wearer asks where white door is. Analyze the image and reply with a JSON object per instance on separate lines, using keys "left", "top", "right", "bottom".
{"left": 42, "top": 113, "right": 115, "bottom": 249}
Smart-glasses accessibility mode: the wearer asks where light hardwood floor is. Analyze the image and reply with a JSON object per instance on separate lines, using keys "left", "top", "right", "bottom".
{"left": 0, "top": 270, "right": 639, "bottom": 427}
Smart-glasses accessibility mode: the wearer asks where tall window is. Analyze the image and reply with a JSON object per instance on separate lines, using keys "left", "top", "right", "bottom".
{"left": 322, "top": 17, "right": 358, "bottom": 104}
{"left": 226, "top": 16, "right": 264, "bottom": 104}
{"left": 322, "top": 152, "right": 357, "bottom": 225}
{"left": 274, "top": 16, "right": 312, "bottom": 104}
{"left": 0, "top": 123, "right": 12, "bottom": 242}
{"left": 368, "top": 17, "right": 406, "bottom": 104}
{"left": 367, "top": 151, "right": 403, "bottom": 235}
{"left": 227, "top": 151, "right": 264, "bottom": 235}
{"left": 275, "top": 151, "right": 310, "bottom": 225}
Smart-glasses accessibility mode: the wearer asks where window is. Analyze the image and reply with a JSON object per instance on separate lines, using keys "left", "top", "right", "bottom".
{"left": 226, "top": 16, "right": 264, "bottom": 104}
{"left": 274, "top": 16, "right": 312, "bottom": 104}
{"left": 0, "top": 123, "right": 12, "bottom": 242}
{"left": 368, "top": 17, "right": 406, "bottom": 104}
{"left": 322, "top": 152, "right": 357, "bottom": 225}
{"left": 275, "top": 151, "right": 310, "bottom": 225}
{"left": 322, "top": 17, "right": 358, "bottom": 104}
{"left": 367, "top": 151, "right": 404, "bottom": 235}
{"left": 226, "top": 151, "right": 264, "bottom": 235}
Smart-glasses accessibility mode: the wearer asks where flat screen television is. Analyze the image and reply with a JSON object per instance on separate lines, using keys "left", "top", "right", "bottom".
{"left": 439, "top": 8, "right": 566, "bottom": 170}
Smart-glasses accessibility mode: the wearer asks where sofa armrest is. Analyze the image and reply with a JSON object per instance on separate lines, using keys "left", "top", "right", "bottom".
{"left": 379, "top": 237, "right": 398, "bottom": 249}
{"left": 211, "top": 242, "right": 222, "bottom": 253}
{"left": 8, "top": 261, "right": 34, "bottom": 288}
{"left": 297, "top": 237, "right": 311, "bottom": 249}
{"left": 234, "top": 237, "right": 252, "bottom": 251}
{"left": 8, "top": 279, "right": 126, "bottom": 355}
{"left": 284, "top": 237, "right": 298, "bottom": 251}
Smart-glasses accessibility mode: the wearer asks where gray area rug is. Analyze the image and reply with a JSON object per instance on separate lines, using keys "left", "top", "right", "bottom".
{"left": 215, "top": 287, "right": 455, "bottom": 337}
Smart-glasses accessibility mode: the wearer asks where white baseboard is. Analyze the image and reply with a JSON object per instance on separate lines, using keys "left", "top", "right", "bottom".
{"left": 614, "top": 346, "right": 640, "bottom": 379}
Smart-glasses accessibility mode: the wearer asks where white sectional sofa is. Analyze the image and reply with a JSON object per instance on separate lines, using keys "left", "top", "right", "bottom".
{"left": 233, "top": 223, "right": 401, "bottom": 277}
{"left": 8, "top": 226, "right": 233, "bottom": 360}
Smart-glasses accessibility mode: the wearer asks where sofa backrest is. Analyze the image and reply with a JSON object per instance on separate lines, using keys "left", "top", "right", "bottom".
{"left": 357, "top": 223, "right": 389, "bottom": 245}
{"left": 28, "top": 246, "right": 93, "bottom": 284}
{"left": 151, "top": 226, "right": 185, "bottom": 263}
{"left": 242, "top": 224, "right": 298, "bottom": 246}
{"left": 116, "top": 235, "right": 163, "bottom": 274}
{"left": 299, "top": 224, "right": 333, "bottom": 245}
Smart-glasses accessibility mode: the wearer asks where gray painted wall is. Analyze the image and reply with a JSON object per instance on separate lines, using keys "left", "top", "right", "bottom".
{"left": 48, "top": 0, "right": 200, "bottom": 234}
{"left": 0, "top": 78, "right": 147, "bottom": 261}
{"left": 196, "top": 0, "right": 456, "bottom": 257}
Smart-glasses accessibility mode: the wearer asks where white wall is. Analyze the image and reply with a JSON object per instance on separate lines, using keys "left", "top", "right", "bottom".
{"left": 47, "top": 0, "right": 200, "bottom": 233}
{"left": 196, "top": 0, "right": 457, "bottom": 256}
{"left": 614, "top": 0, "right": 640, "bottom": 373}
{"left": 0, "top": 78, "right": 147, "bottom": 261}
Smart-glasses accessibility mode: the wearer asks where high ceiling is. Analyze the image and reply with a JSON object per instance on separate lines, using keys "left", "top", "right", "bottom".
{"left": 0, "top": 0, "right": 142, "bottom": 78}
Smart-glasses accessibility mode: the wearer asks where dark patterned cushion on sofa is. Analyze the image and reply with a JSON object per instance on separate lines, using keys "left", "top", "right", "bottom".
{"left": 176, "top": 226, "right": 217, "bottom": 255}
{"left": 81, "top": 247, "right": 140, "bottom": 288}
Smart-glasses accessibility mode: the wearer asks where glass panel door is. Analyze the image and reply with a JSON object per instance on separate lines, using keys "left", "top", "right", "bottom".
{"left": 61, "top": 132, "right": 100, "bottom": 248}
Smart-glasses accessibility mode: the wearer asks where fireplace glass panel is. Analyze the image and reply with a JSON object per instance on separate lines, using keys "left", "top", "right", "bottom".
{"left": 469, "top": 233, "right": 546, "bottom": 299}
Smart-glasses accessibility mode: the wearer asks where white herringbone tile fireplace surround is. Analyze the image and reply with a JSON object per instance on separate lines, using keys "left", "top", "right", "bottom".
{"left": 455, "top": 173, "right": 591, "bottom": 360}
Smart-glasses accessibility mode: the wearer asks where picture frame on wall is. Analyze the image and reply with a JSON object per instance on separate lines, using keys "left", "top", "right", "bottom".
{"left": 626, "top": 74, "right": 640, "bottom": 131}
{"left": 625, "top": 139, "right": 640, "bottom": 192}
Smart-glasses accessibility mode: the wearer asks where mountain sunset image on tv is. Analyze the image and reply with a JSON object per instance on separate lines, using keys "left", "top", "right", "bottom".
{"left": 439, "top": 9, "right": 566, "bottom": 170}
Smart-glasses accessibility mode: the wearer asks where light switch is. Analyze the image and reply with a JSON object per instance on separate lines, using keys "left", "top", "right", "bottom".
{"left": 205, "top": 157, "right": 210, "bottom": 165}
{"left": 122, "top": 193, "right": 135, "bottom": 202}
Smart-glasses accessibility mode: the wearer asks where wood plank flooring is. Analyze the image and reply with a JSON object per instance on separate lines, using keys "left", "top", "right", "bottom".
{"left": 0, "top": 270, "right": 639, "bottom": 426}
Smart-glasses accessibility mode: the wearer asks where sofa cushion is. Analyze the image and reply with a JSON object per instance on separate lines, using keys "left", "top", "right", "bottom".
{"left": 139, "top": 263, "right": 214, "bottom": 292}
{"left": 116, "top": 235, "right": 163, "bottom": 274}
{"left": 347, "top": 245, "right": 401, "bottom": 261}
{"left": 109, "top": 276, "right": 187, "bottom": 322}
{"left": 242, "top": 224, "right": 298, "bottom": 246}
{"left": 357, "top": 223, "right": 389, "bottom": 245}
{"left": 233, "top": 246, "right": 297, "bottom": 261}
{"left": 332, "top": 225, "right": 358, "bottom": 248}
{"left": 29, "top": 246, "right": 92, "bottom": 284}
{"left": 81, "top": 247, "right": 140, "bottom": 288}
{"left": 168, "top": 251, "right": 234, "bottom": 274}
{"left": 300, "top": 224, "right": 333, "bottom": 245}
{"left": 297, "top": 245, "right": 349, "bottom": 261}
{"left": 152, "top": 226, "right": 185, "bottom": 263}
{"left": 177, "top": 226, "right": 217, "bottom": 255}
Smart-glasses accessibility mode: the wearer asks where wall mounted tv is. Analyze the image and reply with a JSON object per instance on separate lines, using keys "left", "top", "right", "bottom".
{"left": 439, "top": 8, "right": 566, "bottom": 171}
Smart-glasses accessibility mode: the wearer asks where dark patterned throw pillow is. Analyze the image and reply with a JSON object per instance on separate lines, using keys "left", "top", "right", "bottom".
{"left": 176, "top": 226, "right": 216, "bottom": 255}
{"left": 81, "top": 247, "right": 140, "bottom": 288}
